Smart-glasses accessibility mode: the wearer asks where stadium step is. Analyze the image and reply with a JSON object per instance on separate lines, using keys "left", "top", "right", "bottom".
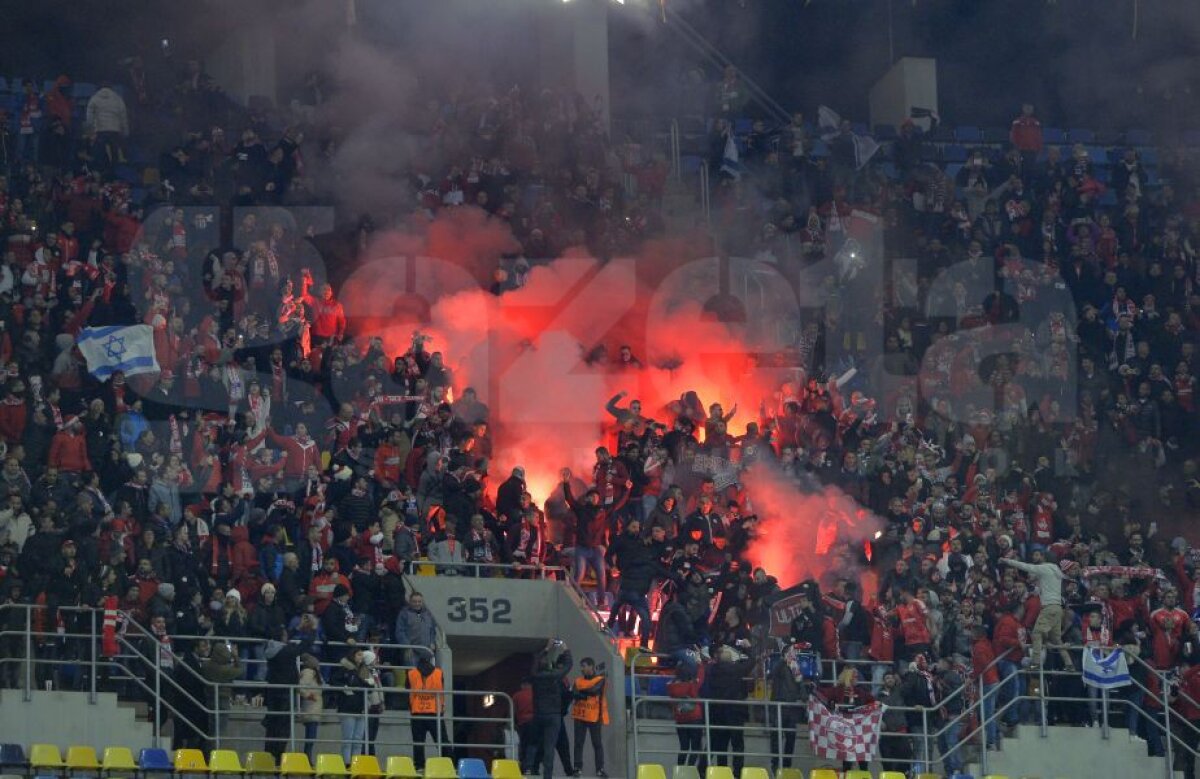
{"left": 966, "top": 723, "right": 1184, "bottom": 779}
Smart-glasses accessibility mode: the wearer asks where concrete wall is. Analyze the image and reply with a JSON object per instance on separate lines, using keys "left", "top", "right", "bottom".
{"left": 868, "top": 56, "right": 938, "bottom": 131}
{"left": 0, "top": 689, "right": 156, "bottom": 752}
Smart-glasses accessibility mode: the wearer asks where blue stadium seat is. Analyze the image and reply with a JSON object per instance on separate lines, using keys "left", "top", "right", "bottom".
{"left": 1125, "top": 128, "right": 1152, "bottom": 146}
{"left": 680, "top": 155, "right": 702, "bottom": 175}
{"left": 1069, "top": 128, "right": 1096, "bottom": 143}
{"left": 873, "top": 124, "right": 897, "bottom": 140}
{"left": 0, "top": 77, "right": 8, "bottom": 94}
{"left": 1093, "top": 167, "right": 1111, "bottom": 183}
{"left": 43, "top": 79, "right": 58, "bottom": 95}
{"left": 929, "top": 124, "right": 955, "bottom": 142}
{"left": 945, "top": 162, "right": 963, "bottom": 181}
{"left": 852, "top": 122, "right": 869, "bottom": 136}
{"left": 980, "top": 126, "right": 1008, "bottom": 144}
{"left": 1098, "top": 190, "right": 1118, "bottom": 207}
{"left": 1043, "top": 127, "right": 1066, "bottom": 144}
{"left": 810, "top": 140, "right": 830, "bottom": 157}
{"left": 1139, "top": 147, "right": 1160, "bottom": 166}
{"left": 1145, "top": 169, "right": 1162, "bottom": 187}
{"left": 138, "top": 749, "right": 172, "bottom": 774}
{"left": 1095, "top": 128, "right": 1122, "bottom": 145}
{"left": 1084, "top": 145, "right": 1108, "bottom": 162}
{"left": 733, "top": 118, "right": 752, "bottom": 135}
{"left": 954, "top": 125, "right": 981, "bottom": 143}
{"left": 943, "top": 145, "right": 968, "bottom": 163}
{"left": 0, "top": 744, "right": 26, "bottom": 768}
{"left": 73, "top": 82, "right": 97, "bottom": 100}
{"left": 456, "top": 759, "right": 489, "bottom": 779}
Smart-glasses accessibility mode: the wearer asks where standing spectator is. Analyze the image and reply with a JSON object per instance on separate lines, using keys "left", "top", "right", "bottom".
{"left": 299, "top": 270, "right": 346, "bottom": 346}
{"left": 667, "top": 662, "right": 706, "bottom": 769}
{"left": 13, "top": 79, "right": 42, "bottom": 163}
{"left": 707, "top": 646, "right": 754, "bottom": 776}
{"left": 1001, "top": 556, "right": 1075, "bottom": 669}
{"left": 331, "top": 646, "right": 372, "bottom": 763}
{"left": 1010, "top": 103, "right": 1044, "bottom": 167}
{"left": 395, "top": 591, "right": 439, "bottom": 666}
{"left": 262, "top": 626, "right": 313, "bottom": 759}
{"left": 528, "top": 641, "right": 573, "bottom": 779}
{"left": 86, "top": 82, "right": 129, "bottom": 168}
{"left": 297, "top": 653, "right": 324, "bottom": 761}
{"left": 971, "top": 625, "right": 1002, "bottom": 747}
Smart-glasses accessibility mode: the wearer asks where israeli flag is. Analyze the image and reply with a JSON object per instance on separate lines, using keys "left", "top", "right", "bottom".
{"left": 720, "top": 133, "right": 742, "bottom": 180}
{"left": 1082, "top": 647, "right": 1131, "bottom": 689}
{"left": 76, "top": 325, "right": 161, "bottom": 381}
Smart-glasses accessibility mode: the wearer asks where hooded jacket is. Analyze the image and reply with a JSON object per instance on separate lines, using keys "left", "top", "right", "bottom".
{"left": 86, "top": 87, "right": 129, "bottom": 135}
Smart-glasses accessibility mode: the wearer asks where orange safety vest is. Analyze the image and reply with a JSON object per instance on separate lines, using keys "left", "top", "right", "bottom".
{"left": 570, "top": 674, "right": 608, "bottom": 724}
{"left": 407, "top": 667, "right": 444, "bottom": 715}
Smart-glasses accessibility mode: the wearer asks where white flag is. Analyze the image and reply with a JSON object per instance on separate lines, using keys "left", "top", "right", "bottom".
{"left": 1082, "top": 647, "right": 1131, "bottom": 689}
{"left": 77, "top": 325, "right": 161, "bottom": 381}
{"left": 818, "top": 105, "right": 880, "bottom": 170}
{"left": 720, "top": 133, "right": 741, "bottom": 180}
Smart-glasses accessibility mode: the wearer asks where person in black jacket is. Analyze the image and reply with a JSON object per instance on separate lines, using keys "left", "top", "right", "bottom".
{"left": 528, "top": 641, "right": 575, "bottom": 779}
{"left": 321, "top": 584, "right": 358, "bottom": 648}
{"left": 605, "top": 519, "right": 663, "bottom": 646}
{"left": 707, "top": 646, "right": 756, "bottom": 775}
{"left": 655, "top": 595, "right": 700, "bottom": 670}
{"left": 330, "top": 646, "right": 373, "bottom": 763}
{"left": 561, "top": 470, "right": 621, "bottom": 607}
{"left": 261, "top": 627, "right": 314, "bottom": 759}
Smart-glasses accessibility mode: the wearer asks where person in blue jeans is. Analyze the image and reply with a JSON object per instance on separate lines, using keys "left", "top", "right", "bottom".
{"left": 562, "top": 470, "right": 625, "bottom": 608}
{"left": 331, "top": 647, "right": 373, "bottom": 763}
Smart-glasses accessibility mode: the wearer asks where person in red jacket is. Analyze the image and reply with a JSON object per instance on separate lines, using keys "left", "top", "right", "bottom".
{"left": 309, "top": 557, "right": 351, "bottom": 616}
{"left": 868, "top": 602, "right": 895, "bottom": 692}
{"left": 896, "top": 589, "right": 932, "bottom": 660}
{"left": 267, "top": 423, "right": 321, "bottom": 489}
{"left": 1150, "top": 589, "right": 1192, "bottom": 669}
{"left": 300, "top": 270, "right": 345, "bottom": 345}
{"left": 48, "top": 415, "right": 90, "bottom": 473}
{"left": 229, "top": 525, "right": 259, "bottom": 581}
{"left": 971, "top": 626, "right": 1001, "bottom": 746}
{"left": 992, "top": 601, "right": 1026, "bottom": 728}
{"left": 0, "top": 381, "right": 27, "bottom": 444}
{"left": 1171, "top": 651, "right": 1200, "bottom": 776}
{"left": 1010, "top": 103, "right": 1043, "bottom": 160}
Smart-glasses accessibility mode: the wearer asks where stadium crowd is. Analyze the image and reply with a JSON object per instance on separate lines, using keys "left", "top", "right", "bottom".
{"left": 2, "top": 50, "right": 1200, "bottom": 778}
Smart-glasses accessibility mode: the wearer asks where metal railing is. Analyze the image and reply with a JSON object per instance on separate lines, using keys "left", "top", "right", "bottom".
{"left": 670, "top": 119, "right": 682, "bottom": 182}
{"left": 0, "top": 603, "right": 515, "bottom": 759}
{"left": 411, "top": 560, "right": 566, "bottom": 578}
{"left": 627, "top": 641, "right": 1200, "bottom": 778}
{"left": 699, "top": 161, "right": 711, "bottom": 225}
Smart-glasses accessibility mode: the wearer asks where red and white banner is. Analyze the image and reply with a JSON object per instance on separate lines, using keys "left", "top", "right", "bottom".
{"left": 806, "top": 697, "right": 883, "bottom": 763}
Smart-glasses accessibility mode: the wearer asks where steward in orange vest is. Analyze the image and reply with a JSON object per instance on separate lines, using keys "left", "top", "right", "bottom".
{"left": 569, "top": 658, "right": 608, "bottom": 775}
{"left": 407, "top": 653, "right": 450, "bottom": 766}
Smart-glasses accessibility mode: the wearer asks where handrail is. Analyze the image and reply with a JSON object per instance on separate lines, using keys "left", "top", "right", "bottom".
{"left": 413, "top": 559, "right": 566, "bottom": 577}
{"left": 659, "top": 6, "right": 792, "bottom": 125}
{"left": 670, "top": 119, "right": 682, "bottom": 182}
{"left": 699, "top": 161, "right": 711, "bottom": 225}
{"left": 0, "top": 602, "right": 513, "bottom": 757}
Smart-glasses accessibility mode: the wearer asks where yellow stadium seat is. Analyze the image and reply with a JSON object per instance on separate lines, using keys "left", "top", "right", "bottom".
{"left": 175, "top": 751, "right": 209, "bottom": 774}
{"left": 314, "top": 756, "right": 348, "bottom": 778}
{"left": 209, "top": 751, "right": 244, "bottom": 774}
{"left": 916, "top": 774, "right": 942, "bottom": 779}
{"left": 983, "top": 775, "right": 1011, "bottom": 779}
{"left": 808, "top": 770, "right": 839, "bottom": 779}
{"left": 280, "top": 754, "right": 315, "bottom": 777}
{"left": 775, "top": 769, "right": 803, "bottom": 779}
{"left": 66, "top": 747, "right": 102, "bottom": 772}
{"left": 705, "top": 768, "right": 734, "bottom": 779}
{"left": 422, "top": 758, "right": 456, "bottom": 779}
{"left": 673, "top": 767, "right": 701, "bottom": 779}
{"left": 384, "top": 757, "right": 417, "bottom": 779}
{"left": 101, "top": 748, "right": 137, "bottom": 775}
{"left": 739, "top": 769, "right": 769, "bottom": 779}
{"left": 879, "top": 773, "right": 908, "bottom": 779}
{"left": 637, "top": 766, "right": 667, "bottom": 779}
{"left": 243, "top": 753, "right": 277, "bottom": 776}
{"left": 490, "top": 760, "right": 521, "bottom": 779}
{"left": 349, "top": 757, "right": 382, "bottom": 779}
{"left": 845, "top": 771, "right": 874, "bottom": 779}
{"left": 30, "top": 745, "right": 65, "bottom": 772}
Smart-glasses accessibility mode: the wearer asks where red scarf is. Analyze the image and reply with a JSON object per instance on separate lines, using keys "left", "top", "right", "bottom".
{"left": 101, "top": 595, "right": 120, "bottom": 657}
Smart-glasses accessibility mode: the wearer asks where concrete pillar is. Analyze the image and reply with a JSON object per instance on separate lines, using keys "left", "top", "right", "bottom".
{"left": 207, "top": 22, "right": 279, "bottom": 106}
{"left": 538, "top": 0, "right": 611, "bottom": 130}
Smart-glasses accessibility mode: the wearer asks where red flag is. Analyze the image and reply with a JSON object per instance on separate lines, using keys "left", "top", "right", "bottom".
{"left": 807, "top": 697, "right": 883, "bottom": 763}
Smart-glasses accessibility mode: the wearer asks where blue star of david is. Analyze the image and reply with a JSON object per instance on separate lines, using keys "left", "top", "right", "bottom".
{"left": 102, "top": 334, "right": 127, "bottom": 360}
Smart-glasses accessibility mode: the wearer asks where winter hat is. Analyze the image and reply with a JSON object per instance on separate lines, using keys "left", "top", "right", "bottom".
{"left": 362, "top": 650, "right": 377, "bottom": 666}
{"left": 158, "top": 583, "right": 175, "bottom": 599}
{"left": 1059, "top": 559, "right": 1080, "bottom": 576}
{"left": 226, "top": 589, "right": 242, "bottom": 602}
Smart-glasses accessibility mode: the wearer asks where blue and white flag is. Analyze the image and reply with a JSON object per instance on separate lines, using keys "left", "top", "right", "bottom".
{"left": 818, "top": 105, "right": 881, "bottom": 170}
{"left": 1082, "top": 647, "right": 1131, "bottom": 689}
{"left": 76, "top": 325, "right": 160, "bottom": 381}
{"left": 720, "top": 133, "right": 742, "bottom": 180}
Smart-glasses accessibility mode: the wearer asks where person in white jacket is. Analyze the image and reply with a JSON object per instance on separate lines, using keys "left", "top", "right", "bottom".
{"left": 86, "top": 83, "right": 129, "bottom": 167}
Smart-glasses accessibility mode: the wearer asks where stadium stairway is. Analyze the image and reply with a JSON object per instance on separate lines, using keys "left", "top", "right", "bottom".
{"left": 967, "top": 723, "right": 1184, "bottom": 779}
{"left": 0, "top": 688, "right": 157, "bottom": 752}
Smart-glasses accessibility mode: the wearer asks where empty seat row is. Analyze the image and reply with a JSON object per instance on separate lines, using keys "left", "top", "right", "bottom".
{"left": 636, "top": 766, "right": 1018, "bottom": 779}
{"left": 2, "top": 745, "right": 504, "bottom": 779}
